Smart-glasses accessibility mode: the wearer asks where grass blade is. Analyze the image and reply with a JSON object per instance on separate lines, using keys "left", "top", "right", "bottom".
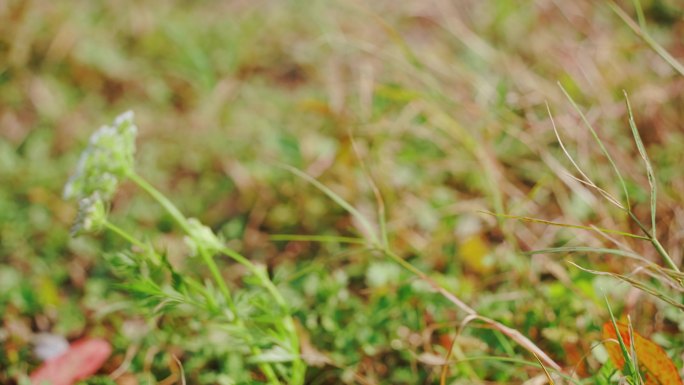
{"left": 623, "top": 91, "right": 656, "bottom": 236}
{"left": 480, "top": 211, "right": 649, "bottom": 240}
{"left": 280, "top": 164, "right": 380, "bottom": 246}
{"left": 546, "top": 102, "right": 624, "bottom": 209}
{"left": 609, "top": 2, "right": 684, "bottom": 77}
{"left": 558, "top": 83, "right": 631, "bottom": 211}
{"left": 623, "top": 91, "right": 680, "bottom": 273}
{"left": 527, "top": 246, "right": 651, "bottom": 264}
{"left": 532, "top": 352, "right": 555, "bottom": 385}
{"left": 604, "top": 296, "right": 640, "bottom": 381}
{"left": 269, "top": 234, "right": 367, "bottom": 245}
{"left": 573, "top": 263, "right": 684, "bottom": 311}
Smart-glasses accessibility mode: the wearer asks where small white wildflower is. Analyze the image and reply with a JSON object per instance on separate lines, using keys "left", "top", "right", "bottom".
{"left": 71, "top": 192, "right": 107, "bottom": 235}
{"left": 64, "top": 111, "right": 137, "bottom": 235}
{"left": 64, "top": 111, "right": 137, "bottom": 201}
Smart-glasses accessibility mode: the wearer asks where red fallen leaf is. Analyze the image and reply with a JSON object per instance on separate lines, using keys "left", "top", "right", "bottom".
{"left": 603, "top": 322, "right": 683, "bottom": 385}
{"left": 30, "top": 338, "right": 112, "bottom": 385}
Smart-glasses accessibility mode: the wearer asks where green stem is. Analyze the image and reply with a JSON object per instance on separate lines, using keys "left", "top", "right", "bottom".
{"left": 378, "top": 247, "right": 476, "bottom": 316}
{"left": 127, "top": 171, "right": 284, "bottom": 384}
{"left": 270, "top": 234, "right": 366, "bottom": 245}
{"left": 628, "top": 212, "right": 680, "bottom": 273}
{"left": 220, "top": 246, "right": 305, "bottom": 384}
{"left": 183, "top": 277, "right": 218, "bottom": 311}
{"left": 128, "top": 171, "right": 239, "bottom": 298}
{"left": 652, "top": 237, "right": 679, "bottom": 273}
{"left": 127, "top": 171, "right": 193, "bottom": 234}
{"left": 198, "top": 247, "right": 236, "bottom": 312}
{"left": 220, "top": 246, "right": 285, "bottom": 307}
{"left": 286, "top": 317, "right": 305, "bottom": 385}
{"left": 103, "top": 220, "right": 147, "bottom": 249}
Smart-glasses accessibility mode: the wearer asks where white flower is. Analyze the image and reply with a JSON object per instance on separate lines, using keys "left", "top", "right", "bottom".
{"left": 64, "top": 111, "right": 137, "bottom": 201}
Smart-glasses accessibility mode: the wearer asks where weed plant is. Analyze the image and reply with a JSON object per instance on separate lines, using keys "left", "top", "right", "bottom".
{"left": 63, "top": 111, "right": 305, "bottom": 384}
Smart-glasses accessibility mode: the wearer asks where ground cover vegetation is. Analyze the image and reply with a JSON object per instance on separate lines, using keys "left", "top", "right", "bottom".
{"left": 1, "top": 0, "right": 684, "bottom": 384}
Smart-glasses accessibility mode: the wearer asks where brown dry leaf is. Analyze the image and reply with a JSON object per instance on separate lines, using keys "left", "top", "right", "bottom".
{"left": 602, "top": 322, "right": 683, "bottom": 385}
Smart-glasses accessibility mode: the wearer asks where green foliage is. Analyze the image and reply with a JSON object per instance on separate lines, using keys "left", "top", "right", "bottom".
{"left": 2, "top": 1, "right": 684, "bottom": 384}
{"left": 61, "top": 113, "right": 305, "bottom": 384}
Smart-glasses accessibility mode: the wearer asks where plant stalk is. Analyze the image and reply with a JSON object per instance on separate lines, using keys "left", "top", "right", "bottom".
{"left": 128, "top": 171, "right": 302, "bottom": 384}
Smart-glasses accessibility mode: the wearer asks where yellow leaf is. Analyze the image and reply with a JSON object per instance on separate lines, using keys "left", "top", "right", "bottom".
{"left": 37, "top": 277, "right": 61, "bottom": 307}
{"left": 459, "top": 235, "right": 493, "bottom": 274}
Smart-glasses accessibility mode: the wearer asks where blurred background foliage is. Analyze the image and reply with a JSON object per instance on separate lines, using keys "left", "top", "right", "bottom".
{"left": 1, "top": 0, "right": 684, "bottom": 383}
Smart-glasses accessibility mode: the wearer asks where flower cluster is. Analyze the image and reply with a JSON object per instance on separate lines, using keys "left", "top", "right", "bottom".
{"left": 70, "top": 193, "right": 107, "bottom": 235}
{"left": 64, "top": 111, "right": 137, "bottom": 234}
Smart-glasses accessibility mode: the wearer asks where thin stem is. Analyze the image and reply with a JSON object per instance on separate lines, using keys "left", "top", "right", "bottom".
{"left": 103, "top": 220, "right": 147, "bottom": 249}
{"left": 128, "top": 172, "right": 241, "bottom": 311}
{"left": 270, "top": 234, "right": 367, "bottom": 245}
{"left": 377, "top": 247, "right": 476, "bottom": 316}
{"left": 220, "top": 247, "right": 285, "bottom": 307}
{"left": 127, "top": 171, "right": 193, "bottom": 234}
{"left": 219, "top": 246, "right": 306, "bottom": 384}
{"left": 127, "top": 172, "right": 283, "bottom": 384}
{"left": 610, "top": 2, "right": 684, "bottom": 77}
{"left": 628, "top": 212, "right": 680, "bottom": 273}
{"left": 280, "top": 164, "right": 380, "bottom": 245}
{"left": 197, "top": 247, "right": 236, "bottom": 312}
{"left": 376, "top": 245, "right": 561, "bottom": 371}
{"left": 651, "top": 238, "right": 678, "bottom": 273}
{"left": 101, "top": 221, "right": 282, "bottom": 380}
{"left": 482, "top": 211, "right": 649, "bottom": 240}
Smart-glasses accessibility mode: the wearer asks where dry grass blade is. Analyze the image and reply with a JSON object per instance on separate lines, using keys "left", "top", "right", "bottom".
{"left": 280, "top": 164, "right": 380, "bottom": 246}
{"left": 533, "top": 352, "right": 556, "bottom": 385}
{"left": 571, "top": 262, "right": 684, "bottom": 311}
{"left": 348, "top": 132, "right": 390, "bottom": 248}
{"left": 622, "top": 91, "right": 680, "bottom": 273}
{"left": 172, "top": 355, "right": 187, "bottom": 385}
{"left": 439, "top": 315, "right": 563, "bottom": 383}
{"left": 480, "top": 211, "right": 649, "bottom": 240}
{"left": 269, "top": 234, "right": 367, "bottom": 245}
{"left": 527, "top": 246, "right": 652, "bottom": 265}
{"left": 609, "top": 1, "right": 684, "bottom": 77}
{"left": 284, "top": 168, "right": 563, "bottom": 375}
{"left": 454, "top": 316, "right": 564, "bottom": 372}
{"left": 546, "top": 102, "right": 624, "bottom": 209}
{"left": 477, "top": 316, "right": 562, "bottom": 372}
{"left": 558, "top": 84, "right": 631, "bottom": 212}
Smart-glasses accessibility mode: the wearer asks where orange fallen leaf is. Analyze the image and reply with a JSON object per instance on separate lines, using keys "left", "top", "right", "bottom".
{"left": 602, "top": 322, "right": 683, "bottom": 385}
{"left": 563, "top": 342, "right": 587, "bottom": 377}
{"left": 30, "top": 337, "right": 112, "bottom": 385}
